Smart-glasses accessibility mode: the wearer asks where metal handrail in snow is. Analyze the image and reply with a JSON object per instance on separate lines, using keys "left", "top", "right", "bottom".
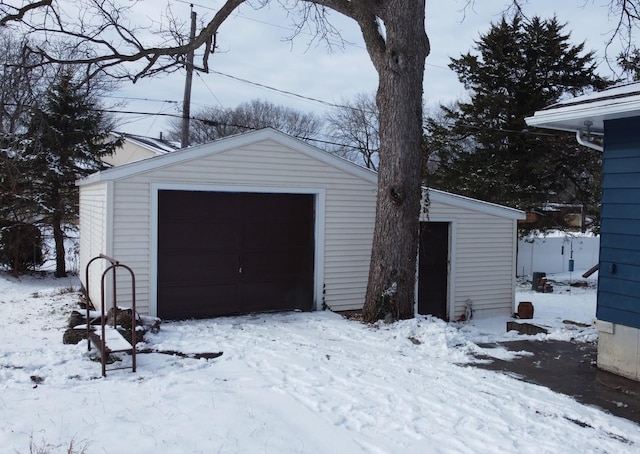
{"left": 84, "top": 254, "right": 137, "bottom": 377}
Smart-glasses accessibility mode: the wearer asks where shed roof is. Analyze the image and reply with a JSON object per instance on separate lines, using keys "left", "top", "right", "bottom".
{"left": 427, "top": 188, "right": 525, "bottom": 220}
{"left": 525, "top": 82, "right": 640, "bottom": 134}
{"left": 79, "top": 127, "right": 524, "bottom": 220}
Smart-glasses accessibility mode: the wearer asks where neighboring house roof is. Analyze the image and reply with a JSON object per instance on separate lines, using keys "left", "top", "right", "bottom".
{"left": 102, "top": 131, "right": 180, "bottom": 167}
{"left": 110, "top": 131, "right": 179, "bottom": 154}
{"left": 80, "top": 127, "right": 524, "bottom": 220}
{"left": 525, "top": 81, "right": 640, "bottom": 134}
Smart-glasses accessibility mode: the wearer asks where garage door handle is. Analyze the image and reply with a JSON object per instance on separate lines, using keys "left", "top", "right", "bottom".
{"left": 239, "top": 267, "right": 242, "bottom": 274}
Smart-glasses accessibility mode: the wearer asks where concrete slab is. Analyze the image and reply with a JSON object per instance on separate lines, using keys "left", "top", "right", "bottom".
{"left": 471, "top": 340, "right": 640, "bottom": 425}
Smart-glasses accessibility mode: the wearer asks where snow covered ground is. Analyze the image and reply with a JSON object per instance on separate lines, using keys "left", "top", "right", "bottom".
{"left": 1, "top": 269, "right": 638, "bottom": 454}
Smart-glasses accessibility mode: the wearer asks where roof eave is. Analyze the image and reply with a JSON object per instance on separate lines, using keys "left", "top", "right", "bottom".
{"left": 424, "top": 187, "right": 526, "bottom": 220}
{"left": 525, "top": 97, "right": 640, "bottom": 134}
{"left": 77, "top": 128, "right": 379, "bottom": 186}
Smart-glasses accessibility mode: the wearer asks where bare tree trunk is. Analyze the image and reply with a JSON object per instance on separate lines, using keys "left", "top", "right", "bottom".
{"left": 50, "top": 184, "right": 67, "bottom": 278}
{"left": 53, "top": 210, "right": 66, "bottom": 278}
{"left": 361, "top": 1, "right": 429, "bottom": 322}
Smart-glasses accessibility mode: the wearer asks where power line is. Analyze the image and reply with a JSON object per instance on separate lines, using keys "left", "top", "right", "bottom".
{"left": 103, "top": 96, "right": 179, "bottom": 103}
{"left": 195, "top": 71, "right": 224, "bottom": 108}
{"left": 98, "top": 106, "right": 569, "bottom": 141}
{"left": 100, "top": 108, "right": 369, "bottom": 151}
{"left": 211, "top": 70, "right": 351, "bottom": 110}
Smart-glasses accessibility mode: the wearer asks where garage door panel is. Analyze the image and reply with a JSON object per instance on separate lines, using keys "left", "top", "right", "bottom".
{"left": 160, "top": 190, "right": 240, "bottom": 222}
{"left": 158, "top": 283, "right": 239, "bottom": 319}
{"left": 161, "top": 222, "right": 240, "bottom": 250}
{"left": 158, "top": 190, "right": 314, "bottom": 320}
{"left": 242, "top": 251, "right": 312, "bottom": 280}
{"left": 158, "top": 252, "right": 239, "bottom": 282}
{"left": 241, "top": 279, "right": 313, "bottom": 312}
{"left": 244, "top": 222, "right": 313, "bottom": 249}
{"left": 243, "top": 193, "right": 311, "bottom": 218}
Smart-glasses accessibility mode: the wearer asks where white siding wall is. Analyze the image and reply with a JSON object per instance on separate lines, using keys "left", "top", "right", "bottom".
{"left": 78, "top": 182, "right": 110, "bottom": 308}
{"left": 425, "top": 199, "right": 518, "bottom": 319}
{"left": 102, "top": 141, "right": 157, "bottom": 167}
{"left": 81, "top": 133, "right": 521, "bottom": 320}
{"left": 108, "top": 139, "right": 377, "bottom": 316}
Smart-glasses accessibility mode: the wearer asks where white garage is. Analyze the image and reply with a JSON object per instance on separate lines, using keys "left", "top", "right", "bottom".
{"left": 78, "top": 128, "right": 524, "bottom": 320}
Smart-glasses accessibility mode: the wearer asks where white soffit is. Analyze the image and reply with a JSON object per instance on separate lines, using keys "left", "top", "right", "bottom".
{"left": 525, "top": 82, "right": 640, "bottom": 134}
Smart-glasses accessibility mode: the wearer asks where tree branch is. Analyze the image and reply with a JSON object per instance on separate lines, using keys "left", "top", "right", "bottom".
{"left": 19, "top": 0, "right": 246, "bottom": 81}
{"left": 0, "top": 0, "right": 52, "bottom": 26}
{"left": 308, "top": 0, "right": 386, "bottom": 67}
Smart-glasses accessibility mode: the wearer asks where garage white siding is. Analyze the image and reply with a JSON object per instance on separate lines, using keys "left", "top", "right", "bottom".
{"left": 79, "top": 131, "right": 377, "bottom": 316}
{"left": 78, "top": 128, "right": 524, "bottom": 320}
{"left": 78, "top": 181, "right": 110, "bottom": 306}
{"left": 425, "top": 190, "right": 521, "bottom": 319}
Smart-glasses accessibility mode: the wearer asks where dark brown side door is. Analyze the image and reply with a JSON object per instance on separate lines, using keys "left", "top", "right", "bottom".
{"left": 157, "top": 190, "right": 314, "bottom": 319}
{"left": 418, "top": 222, "right": 449, "bottom": 319}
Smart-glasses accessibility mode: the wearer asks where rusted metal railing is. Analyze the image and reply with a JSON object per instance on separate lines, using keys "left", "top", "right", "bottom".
{"left": 84, "top": 254, "right": 137, "bottom": 377}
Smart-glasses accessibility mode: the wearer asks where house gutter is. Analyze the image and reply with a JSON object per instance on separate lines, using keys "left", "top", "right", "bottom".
{"left": 576, "top": 129, "right": 604, "bottom": 152}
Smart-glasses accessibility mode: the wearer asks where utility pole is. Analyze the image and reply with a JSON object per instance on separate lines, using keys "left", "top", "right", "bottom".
{"left": 181, "top": 6, "right": 197, "bottom": 148}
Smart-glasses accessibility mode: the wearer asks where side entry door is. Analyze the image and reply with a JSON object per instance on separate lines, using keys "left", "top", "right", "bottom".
{"left": 418, "top": 222, "right": 450, "bottom": 320}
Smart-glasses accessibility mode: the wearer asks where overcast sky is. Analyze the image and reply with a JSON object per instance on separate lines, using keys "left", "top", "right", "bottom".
{"left": 110, "top": 0, "right": 623, "bottom": 139}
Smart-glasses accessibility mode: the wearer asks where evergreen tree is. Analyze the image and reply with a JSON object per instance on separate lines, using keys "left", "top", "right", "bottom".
{"left": 426, "top": 15, "right": 610, "bottom": 232}
{"left": 618, "top": 46, "right": 640, "bottom": 81}
{"left": 22, "top": 72, "right": 121, "bottom": 277}
{"left": 0, "top": 137, "right": 42, "bottom": 276}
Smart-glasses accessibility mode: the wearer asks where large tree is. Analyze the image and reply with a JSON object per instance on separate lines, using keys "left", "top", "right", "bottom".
{"left": 426, "top": 14, "right": 610, "bottom": 231}
{"left": 167, "top": 99, "right": 323, "bottom": 145}
{"left": 21, "top": 72, "right": 121, "bottom": 277}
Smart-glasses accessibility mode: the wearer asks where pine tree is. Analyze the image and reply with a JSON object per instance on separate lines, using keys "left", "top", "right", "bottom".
{"left": 22, "top": 72, "right": 121, "bottom": 277}
{"left": 618, "top": 46, "right": 640, "bottom": 81}
{"left": 426, "top": 15, "right": 610, "bottom": 232}
{"left": 0, "top": 136, "right": 42, "bottom": 275}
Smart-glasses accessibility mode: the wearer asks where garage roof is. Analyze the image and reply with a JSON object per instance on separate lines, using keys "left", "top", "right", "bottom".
{"left": 525, "top": 81, "right": 640, "bottom": 134}
{"left": 78, "top": 127, "right": 524, "bottom": 221}
{"left": 79, "top": 127, "right": 378, "bottom": 185}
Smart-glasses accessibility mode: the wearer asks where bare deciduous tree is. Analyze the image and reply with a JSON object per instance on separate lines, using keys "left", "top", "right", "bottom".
{"left": 0, "top": 30, "right": 48, "bottom": 134}
{"left": 326, "top": 93, "right": 379, "bottom": 171}
{"left": 166, "top": 99, "right": 323, "bottom": 145}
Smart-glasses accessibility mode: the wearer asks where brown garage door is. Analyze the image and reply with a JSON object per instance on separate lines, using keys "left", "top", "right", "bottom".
{"left": 157, "top": 190, "right": 315, "bottom": 319}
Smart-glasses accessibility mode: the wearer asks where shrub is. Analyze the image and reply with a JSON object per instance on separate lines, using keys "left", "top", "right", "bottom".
{"left": 0, "top": 222, "right": 44, "bottom": 276}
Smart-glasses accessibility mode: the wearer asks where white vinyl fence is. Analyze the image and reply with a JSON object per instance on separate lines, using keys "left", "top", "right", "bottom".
{"left": 517, "top": 233, "right": 599, "bottom": 278}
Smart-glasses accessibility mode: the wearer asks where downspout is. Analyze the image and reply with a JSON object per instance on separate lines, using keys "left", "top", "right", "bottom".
{"left": 576, "top": 121, "right": 604, "bottom": 152}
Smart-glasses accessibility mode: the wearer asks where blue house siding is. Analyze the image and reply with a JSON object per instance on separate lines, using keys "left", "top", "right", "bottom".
{"left": 597, "top": 116, "right": 640, "bottom": 329}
